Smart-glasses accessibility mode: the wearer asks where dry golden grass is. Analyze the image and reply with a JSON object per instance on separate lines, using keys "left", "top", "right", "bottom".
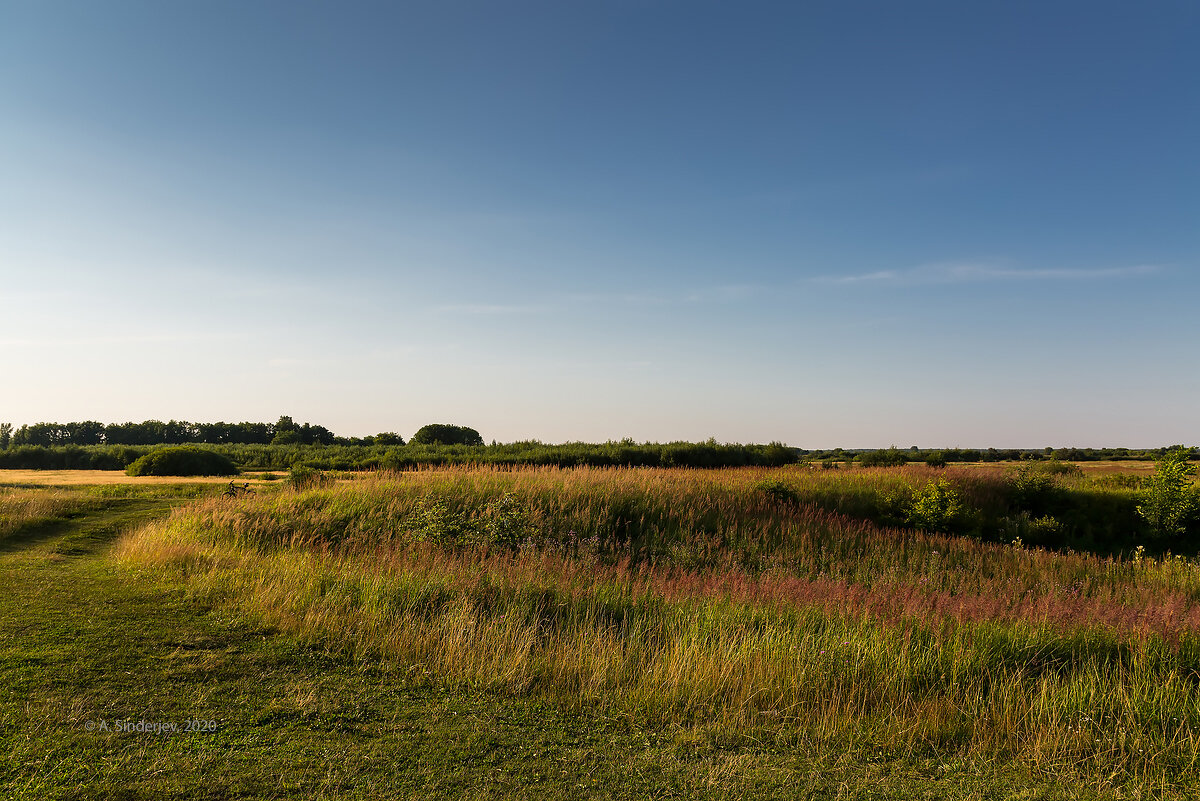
{"left": 0, "top": 486, "right": 98, "bottom": 539}
{"left": 0, "top": 469, "right": 284, "bottom": 486}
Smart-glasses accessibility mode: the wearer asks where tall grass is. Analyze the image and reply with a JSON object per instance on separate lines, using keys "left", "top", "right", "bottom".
{"left": 0, "top": 486, "right": 101, "bottom": 542}
{"left": 118, "top": 467, "right": 1200, "bottom": 789}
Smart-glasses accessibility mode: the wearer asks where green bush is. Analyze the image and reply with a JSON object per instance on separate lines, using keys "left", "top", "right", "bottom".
{"left": 479, "top": 493, "right": 533, "bottom": 549}
{"left": 1137, "top": 447, "right": 1200, "bottom": 538}
{"left": 905, "top": 479, "right": 963, "bottom": 533}
{"left": 125, "top": 447, "right": 239, "bottom": 477}
{"left": 1007, "top": 464, "right": 1062, "bottom": 512}
{"left": 407, "top": 494, "right": 474, "bottom": 546}
{"left": 288, "top": 465, "right": 331, "bottom": 491}
{"left": 1037, "top": 459, "right": 1083, "bottom": 477}
{"left": 859, "top": 447, "right": 908, "bottom": 468}
{"left": 754, "top": 478, "right": 798, "bottom": 504}
{"left": 924, "top": 451, "right": 947, "bottom": 468}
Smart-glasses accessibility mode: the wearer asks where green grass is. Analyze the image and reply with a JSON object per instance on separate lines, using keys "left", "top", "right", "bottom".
{"left": 5, "top": 477, "right": 1200, "bottom": 798}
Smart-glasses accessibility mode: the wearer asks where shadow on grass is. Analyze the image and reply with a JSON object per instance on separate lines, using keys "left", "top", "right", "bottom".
{"left": 0, "top": 499, "right": 175, "bottom": 556}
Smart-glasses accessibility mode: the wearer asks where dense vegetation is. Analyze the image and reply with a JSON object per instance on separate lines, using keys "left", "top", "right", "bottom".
{"left": 409, "top": 423, "right": 484, "bottom": 446}
{"left": 0, "top": 439, "right": 803, "bottom": 472}
{"left": 124, "top": 447, "right": 239, "bottom": 477}
{"left": 0, "top": 436, "right": 1192, "bottom": 477}
{"left": 115, "top": 464, "right": 1200, "bottom": 796}
{"left": 2, "top": 418, "right": 1188, "bottom": 465}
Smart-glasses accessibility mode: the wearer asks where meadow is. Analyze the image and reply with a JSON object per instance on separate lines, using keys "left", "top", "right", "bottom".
{"left": 100, "top": 462, "right": 1200, "bottom": 797}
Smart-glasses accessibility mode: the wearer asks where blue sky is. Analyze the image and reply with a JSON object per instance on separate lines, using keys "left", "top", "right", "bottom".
{"left": 2, "top": 1, "right": 1196, "bottom": 447}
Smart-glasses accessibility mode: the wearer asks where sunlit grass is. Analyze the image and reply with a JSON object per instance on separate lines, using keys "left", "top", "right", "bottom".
{"left": 0, "top": 486, "right": 98, "bottom": 541}
{"left": 117, "top": 466, "right": 1200, "bottom": 790}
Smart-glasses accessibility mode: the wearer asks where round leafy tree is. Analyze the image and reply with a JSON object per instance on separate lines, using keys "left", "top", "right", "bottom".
{"left": 125, "top": 447, "right": 239, "bottom": 477}
{"left": 409, "top": 424, "right": 484, "bottom": 447}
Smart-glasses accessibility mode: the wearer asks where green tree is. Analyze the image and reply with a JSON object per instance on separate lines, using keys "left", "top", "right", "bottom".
{"left": 1137, "top": 446, "right": 1200, "bottom": 538}
{"left": 410, "top": 424, "right": 484, "bottom": 447}
{"left": 271, "top": 429, "right": 301, "bottom": 445}
{"left": 0, "top": 423, "right": 11, "bottom": 449}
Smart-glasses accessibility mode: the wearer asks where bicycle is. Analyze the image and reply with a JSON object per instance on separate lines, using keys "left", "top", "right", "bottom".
{"left": 222, "top": 482, "right": 255, "bottom": 498}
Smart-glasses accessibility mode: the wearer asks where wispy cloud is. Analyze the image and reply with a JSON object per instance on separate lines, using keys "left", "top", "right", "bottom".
{"left": 431, "top": 303, "right": 548, "bottom": 315}
{"left": 814, "top": 262, "right": 1162, "bottom": 285}
{"left": 563, "top": 284, "right": 763, "bottom": 308}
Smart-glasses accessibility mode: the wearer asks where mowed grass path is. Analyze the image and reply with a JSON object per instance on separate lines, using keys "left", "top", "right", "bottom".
{"left": 0, "top": 490, "right": 1143, "bottom": 799}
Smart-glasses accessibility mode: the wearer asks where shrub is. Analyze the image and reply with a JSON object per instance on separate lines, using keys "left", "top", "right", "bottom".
{"left": 1007, "top": 464, "right": 1062, "bottom": 512}
{"left": 859, "top": 447, "right": 908, "bottom": 468}
{"left": 754, "top": 478, "right": 798, "bottom": 504}
{"left": 288, "top": 465, "right": 331, "bottom": 491}
{"left": 924, "top": 451, "right": 947, "bottom": 468}
{"left": 407, "top": 494, "right": 474, "bottom": 546}
{"left": 1037, "top": 459, "right": 1083, "bottom": 477}
{"left": 479, "top": 493, "right": 533, "bottom": 549}
{"left": 905, "top": 479, "right": 963, "bottom": 533}
{"left": 1137, "top": 446, "right": 1200, "bottom": 538}
{"left": 125, "top": 447, "right": 239, "bottom": 477}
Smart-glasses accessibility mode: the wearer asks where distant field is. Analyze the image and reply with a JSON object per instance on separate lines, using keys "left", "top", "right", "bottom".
{"left": 0, "top": 469, "right": 285, "bottom": 486}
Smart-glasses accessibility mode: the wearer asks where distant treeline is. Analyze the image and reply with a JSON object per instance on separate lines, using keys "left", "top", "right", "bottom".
{"left": 0, "top": 419, "right": 1191, "bottom": 472}
{"left": 809, "top": 445, "right": 1191, "bottom": 464}
{"left": 0, "top": 441, "right": 800, "bottom": 472}
{"left": 1, "top": 417, "right": 342, "bottom": 447}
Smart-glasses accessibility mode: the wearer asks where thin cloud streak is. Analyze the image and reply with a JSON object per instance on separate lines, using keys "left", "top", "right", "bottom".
{"left": 562, "top": 284, "right": 763, "bottom": 308}
{"left": 431, "top": 304, "right": 549, "bottom": 315}
{"left": 815, "top": 263, "right": 1163, "bottom": 285}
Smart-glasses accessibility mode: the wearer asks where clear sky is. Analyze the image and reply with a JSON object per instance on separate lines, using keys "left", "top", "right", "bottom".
{"left": 2, "top": 1, "right": 1197, "bottom": 448}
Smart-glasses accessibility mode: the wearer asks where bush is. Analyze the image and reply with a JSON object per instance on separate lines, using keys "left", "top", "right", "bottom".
{"left": 125, "top": 447, "right": 239, "bottom": 477}
{"left": 859, "top": 448, "right": 908, "bottom": 468}
{"left": 1137, "top": 447, "right": 1200, "bottom": 538}
{"left": 1037, "top": 459, "right": 1084, "bottom": 477}
{"left": 1007, "top": 464, "right": 1063, "bottom": 513}
{"left": 905, "top": 479, "right": 963, "bottom": 533}
{"left": 288, "top": 465, "right": 332, "bottom": 491}
{"left": 754, "top": 478, "right": 798, "bottom": 504}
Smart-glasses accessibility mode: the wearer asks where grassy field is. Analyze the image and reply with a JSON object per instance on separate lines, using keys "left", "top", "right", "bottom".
{"left": 0, "top": 469, "right": 287, "bottom": 486}
{"left": 5, "top": 465, "right": 1199, "bottom": 798}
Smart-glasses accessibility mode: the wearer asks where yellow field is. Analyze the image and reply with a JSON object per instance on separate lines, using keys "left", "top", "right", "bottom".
{"left": 0, "top": 470, "right": 285, "bottom": 486}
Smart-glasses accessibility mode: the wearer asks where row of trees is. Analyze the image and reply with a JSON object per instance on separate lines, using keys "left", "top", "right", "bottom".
{"left": 0, "top": 418, "right": 487, "bottom": 449}
{"left": 0, "top": 417, "right": 335, "bottom": 447}
{"left": 0, "top": 421, "right": 1190, "bottom": 464}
